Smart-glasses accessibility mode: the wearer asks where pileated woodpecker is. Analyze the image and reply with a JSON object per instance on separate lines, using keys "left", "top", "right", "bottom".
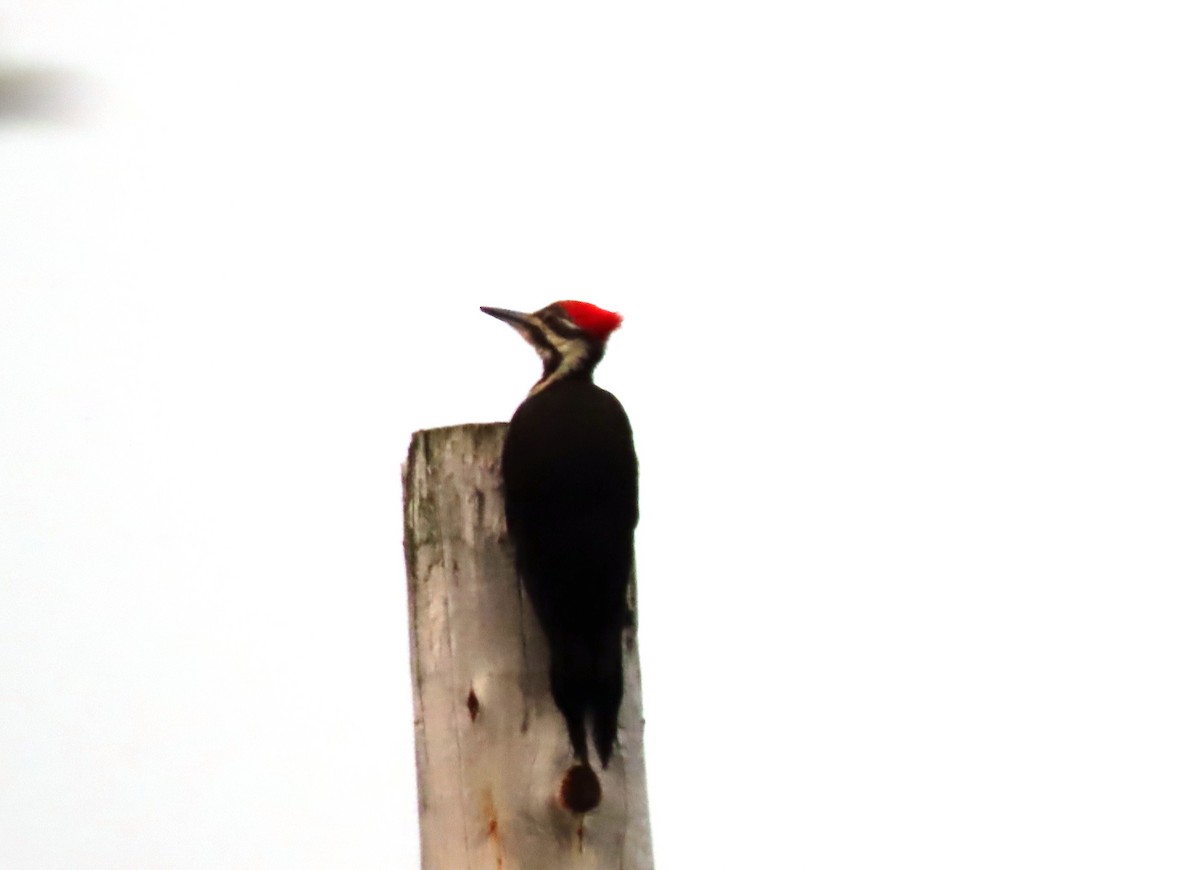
{"left": 481, "top": 300, "right": 638, "bottom": 769}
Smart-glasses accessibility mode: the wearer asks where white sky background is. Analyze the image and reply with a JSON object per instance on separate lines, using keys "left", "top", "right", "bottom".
{"left": 2, "top": 1, "right": 1198, "bottom": 867}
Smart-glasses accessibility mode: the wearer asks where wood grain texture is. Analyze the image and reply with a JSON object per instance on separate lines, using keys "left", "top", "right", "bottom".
{"left": 404, "top": 423, "right": 653, "bottom": 870}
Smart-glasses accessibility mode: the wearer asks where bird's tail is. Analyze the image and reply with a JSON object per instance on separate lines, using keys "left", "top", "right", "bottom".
{"left": 549, "top": 643, "right": 591, "bottom": 765}
{"left": 549, "top": 631, "right": 624, "bottom": 768}
{"left": 591, "top": 631, "right": 624, "bottom": 768}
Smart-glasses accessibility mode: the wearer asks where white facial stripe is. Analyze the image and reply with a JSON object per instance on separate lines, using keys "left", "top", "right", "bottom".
{"left": 528, "top": 317, "right": 591, "bottom": 396}
{"left": 548, "top": 330, "right": 588, "bottom": 368}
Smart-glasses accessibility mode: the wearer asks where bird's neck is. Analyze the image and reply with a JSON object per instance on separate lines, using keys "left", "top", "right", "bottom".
{"left": 530, "top": 346, "right": 602, "bottom": 396}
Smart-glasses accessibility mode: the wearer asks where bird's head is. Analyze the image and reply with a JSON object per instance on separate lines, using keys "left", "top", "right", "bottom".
{"left": 481, "top": 300, "right": 623, "bottom": 395}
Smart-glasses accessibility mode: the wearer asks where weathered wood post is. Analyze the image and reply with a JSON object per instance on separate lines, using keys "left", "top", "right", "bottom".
{"left": 403, "top": 423, "right": 653, "bottom": 870}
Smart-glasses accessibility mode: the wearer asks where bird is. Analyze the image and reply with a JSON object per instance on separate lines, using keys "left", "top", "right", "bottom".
{"left": 481, "top": 300, "right": 638, "bottom": 769}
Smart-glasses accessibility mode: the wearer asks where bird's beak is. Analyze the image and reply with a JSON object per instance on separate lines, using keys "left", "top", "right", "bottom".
{"left": 480, "top": 306, "right": 536, "bottom": 329}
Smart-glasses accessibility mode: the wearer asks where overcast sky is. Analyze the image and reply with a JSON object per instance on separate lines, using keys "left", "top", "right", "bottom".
{"left": 2, "top": 2, "right": 1198, "bottom": 868}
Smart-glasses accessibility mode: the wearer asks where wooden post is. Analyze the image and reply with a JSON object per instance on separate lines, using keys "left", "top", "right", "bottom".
{"left": 403, "top": 423, "right": 653, "bottom": 870}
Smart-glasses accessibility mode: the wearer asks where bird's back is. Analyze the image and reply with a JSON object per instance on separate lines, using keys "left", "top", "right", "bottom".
{"left": 501, "top": 379, "right": 638, "bottom": 634}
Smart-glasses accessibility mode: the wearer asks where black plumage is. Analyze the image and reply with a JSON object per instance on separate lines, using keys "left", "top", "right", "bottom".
{"left": 484, "top": 301, "right": 638, "bottom": 767}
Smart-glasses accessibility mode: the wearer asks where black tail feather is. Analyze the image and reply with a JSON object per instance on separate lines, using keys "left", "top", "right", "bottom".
{"left": 592, "top": 634, "right": 624, "bottom": 768}
{"left": 549, "top": 632, "right": 624, "bottom": 767}
{"left": 550, "top": 649, "right": 591, "bottom": 765}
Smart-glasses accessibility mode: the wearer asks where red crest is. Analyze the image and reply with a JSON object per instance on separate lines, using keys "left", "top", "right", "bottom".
{"left": 558, "top": 301, "right": 623, "bottom": 340}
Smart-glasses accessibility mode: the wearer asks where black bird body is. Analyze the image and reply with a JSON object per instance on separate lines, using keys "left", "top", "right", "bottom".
{"left": 483, "top": 300, "right": 637, "bottom": 767}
